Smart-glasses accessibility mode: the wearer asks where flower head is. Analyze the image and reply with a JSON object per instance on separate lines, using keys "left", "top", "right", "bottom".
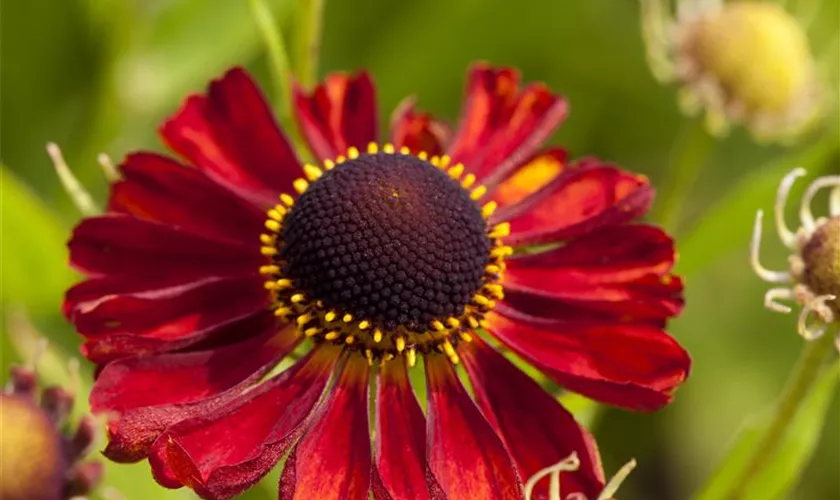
{"left": 751, "top": 168, "right": 840, "bottom": 350}
{"left": 1, "top": 363, "right": 102, "bottom": 500}
{"left": 65, "top": 64, "right": 691, "bottom": 500}
{"left": 642, "top": 0, "right": 827, "bottom": 142}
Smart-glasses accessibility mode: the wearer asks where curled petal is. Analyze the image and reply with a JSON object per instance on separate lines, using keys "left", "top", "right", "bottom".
{"left": 373, "top": 360, "right": 444, "bottom": 500}
{"left": 160, "top": 67, "right": 302, "bottom": 207}
{"left": 389, "top": 97, "right": 451, "bottom": 156}
{"left": 109, "top": 152, "right": 265, "bottom": 243}
{"left": 448, "top": 64, "right": 567, "bottom": 188}
{"left": 425, "top": 355, "right": 523, "bottom": 500}
{"left": 496, "top": 161, "right": 653, "bottom": 247}
{"left": 148, "top": 346, "right": 339, "bottom": 499}
{"left": 460, "top": 340, "right": 605, "bottom": 499}
{"left": 92, "top": 324, "right": 297, "bottom": 462}
{"left": 293, "top": 72, "right": 378, "bottom": 161}
{"left": 485, "top": 309, "right": 691, "bottom": 411}
{"left": 279, "top": 355, "right": 372, "bottom": 500}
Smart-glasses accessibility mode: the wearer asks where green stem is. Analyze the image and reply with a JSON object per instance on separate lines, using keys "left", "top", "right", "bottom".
{"left": 653, "top": 118, "right": 715, "bottom": 234}
{"left": 727, "top": 332, "right": 836, "bottom": 499}
{"left": 249, "top": 0, "right": 293, "bottom": 124}
{"left": 295, "top": 0, "right": 325, "bottom": 88}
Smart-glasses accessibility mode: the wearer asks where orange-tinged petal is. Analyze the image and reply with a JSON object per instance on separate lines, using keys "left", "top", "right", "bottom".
{"left": 279, "top": 355, "right": 371, "bottom": 500}
{"left": 293, "top": 72, "right": 378, "bottom": 161}
{"left": 160, "top": 68, "right": 301, "bottom": 207}
{"left": 425, "top": 355, "right": 523, "bottom": 500}
{"left": 460, "top": 339, "right": 605, "bottom": 499}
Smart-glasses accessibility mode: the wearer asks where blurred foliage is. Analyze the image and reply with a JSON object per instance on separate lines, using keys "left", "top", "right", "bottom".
{"left": 1, "top": 0, "right": 838, "bottom": 499}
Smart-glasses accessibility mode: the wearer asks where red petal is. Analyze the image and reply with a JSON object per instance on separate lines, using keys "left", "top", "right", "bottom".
{"left": 460, "top": 340, "right": 605, "bottom": 499}
{"left": 92, "top": 325, "right": 297, "bottom": 462}
{"left": 72, "top": 275, "right": 267, "bottom": 339}
{"left": 389, "top": 97, "right": 450, "bottom": 157}
{"left": 502, "top": 271, "right": 684, "bottom": 322}
{"left": 148, "top": 347, "right": 339, "bottom": 499}
{"left": 489, "top": 149, "right": 567, "bottom": 209}
{"left": 484, "top": 309, "right": 691, "bottom": 411}
{"left": 373, "top": 360, "right": 443, "bottom": 500}
{"left": 497, "top": 161, "right": 653, "bottom": 247}
{"left": 501, "top": 224, "right": 683, "bottom": 322}
{"left": 160, "top": 67, "right": 301, "bottom": 207}
{"left": 279, "top": 355, "right": 371, "bottom": 500}
{"left": 108, "top": 152, "right": 265, "bottom": 243}
{"left": 68, "top": 215, "right": 260, "bottom": 279}
{"left": 80, "top": 309, "right": 276, "bottom": 365}
{"left": 425, "top": 355, "right": 523, "bottom": 500}
{"left": 447, "top": 64, "right": 567, "bottom": 188}
{"left": 293, "top": 72, "right": 378, "bottom": 161}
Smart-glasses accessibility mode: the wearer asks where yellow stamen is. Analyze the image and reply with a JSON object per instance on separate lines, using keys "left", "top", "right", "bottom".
{"left": 325, "top": 311, "right": 337, "bottom": 322}
{"left": 461, "top": 173, "right": 476, "bottom": 188}
{"left": 373, "top": 329, "right": 383, "bottom": 343}
{"left": 481, "top": 201, "right": 498, "bottom": 219}
{"left": 400, "top": 146, "right": 411, "bottom": 155}
{"left": 267, "top": 208, "right": 284, "bottom": 221}
{"left": 260, "top": 247, "right": 277, "bottom": 256}
{"left": 342, "top": 313, "right": 353, "bottom": 323}
{"left": 486, "top": 264, "right": 501, "bottom": 274}
{"left": 296, "top": 314, "right": 311, "bottom": 326}
{"left": 304, "top": 327, "right": 320, "bottom": 337}
{"left": 358, "top": 320, "right": 371, "bottom": 330}
{"left": 265, "top": 220, "right": 281, "bottom": 232}
{"left": 489, "top": 222, "right": 511, "bottom": 238}
{"left": 336, "top": 155, "right": 346, "bottom": 164}
{"left": 448, "top": 164, "right": 464, "bottom": 179}
{"left": 471, "top": 185, "right": 487, "bottom": 200}
{"left": 383, "top": 143, "right": 395, "bottom": 154}
{"left": 345, "top": 335, "right": 355, "bottom": 344}
{"left": 280, "top": 193, "right": 295, "bottom": 206}
{"left": 460, "top": 331, "right": 473, "bottom": 342}
{"left": 431, "top": 320, "right": 445, "bottom": 331}
{"left": 442, "top": 340, "right": 456, "bottom": 358}
{"left": 367, "top": 142, "right": 379, "bottom": 154}
{"left": 365, "top": 349, "right": 374, "bottom": 365}
{"left": 407, "top": 348, "right": 417, "bottom": 367}
{"left": 303, "top": 164, "right": 323, "bottom": 181}
{"left": 446, "top": 317, "right": 460, "bottom": 328}
{"left": 324, "top": 331, "right": 340, "bottom": 340}
{"left": 439, "top": 155, "right": 451, "bottom": 168}
{"left": 467, "top": 317, "right": 479, "bottom": 328}
{"left": 259, "top": 265, "right": 279, "bottom": 275}
{"left": 417, "top": 151, "right": 429, "bottom": 161}
{"left": 293, "top": 179, "right": 309, "bottom": 194}
{"left": 347, "top": 146, "right": 360, "bottom": 159}
{"left": 474, "top": 295, "right": 491, "bottom": 306}
{"left": 290, "top": 293, "right": 305, "bottom": 303}
{"left": 323, "top": 159, "right": 336, "bottom": 170}
{"left": 396, "top": 337, "right": 406, "bottom": 353}
{"left": 260, "top": 234, "right": 275, "bottom": 245}
{"left": 275, "top": 279, "right": 293, "bottom": 289}
{"left": 274, "top": 307, "right": 293, "bottom": 317}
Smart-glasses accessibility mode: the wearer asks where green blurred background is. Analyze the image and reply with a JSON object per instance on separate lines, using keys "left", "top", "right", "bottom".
{"left": 1, "top": 0, "right": 838, "bottom": 499}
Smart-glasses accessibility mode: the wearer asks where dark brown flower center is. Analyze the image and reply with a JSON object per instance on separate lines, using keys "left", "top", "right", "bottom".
{"left": 278, "top": 152, "right": 491, "bottom": 333}
{"left": 801, "top": 216, "right": 840, "bottom": 314}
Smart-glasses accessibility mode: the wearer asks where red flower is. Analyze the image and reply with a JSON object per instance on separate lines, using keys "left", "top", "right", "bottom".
{"left": 66, "top": 64, "right": 690, "bottom": 500}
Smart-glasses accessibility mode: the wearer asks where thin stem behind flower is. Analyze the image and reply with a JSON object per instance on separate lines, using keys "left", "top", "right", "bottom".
{"left": 726, "top": 330, "right": 836, "bottom": 499}
{"left": 295, "top": 0, "right": 326, "bottom": 88}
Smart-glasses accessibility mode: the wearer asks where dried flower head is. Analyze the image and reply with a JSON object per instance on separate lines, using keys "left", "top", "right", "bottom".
{"left": 1, "top": 360, "right": 102, "bottom": 500}
{"left": 642, "top": 0, "right": 830, "bottom": 142}
{"left": 751, "top": 168, "right": 840, "bottom": 350}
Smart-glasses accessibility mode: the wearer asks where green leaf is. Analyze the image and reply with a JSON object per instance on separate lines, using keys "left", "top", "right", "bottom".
{"left": 0, "top": 167, "right": 75, "bottom": 314}
{"left": 677, "top": 131, "right": 839, "bottom": 277}
{"left": 694, "top": 361, "right": 840, "bottom": 500}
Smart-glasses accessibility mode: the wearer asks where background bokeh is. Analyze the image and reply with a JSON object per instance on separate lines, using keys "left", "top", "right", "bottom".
{"left": 1, "top": 1, "right": 838, "bottom": 499}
